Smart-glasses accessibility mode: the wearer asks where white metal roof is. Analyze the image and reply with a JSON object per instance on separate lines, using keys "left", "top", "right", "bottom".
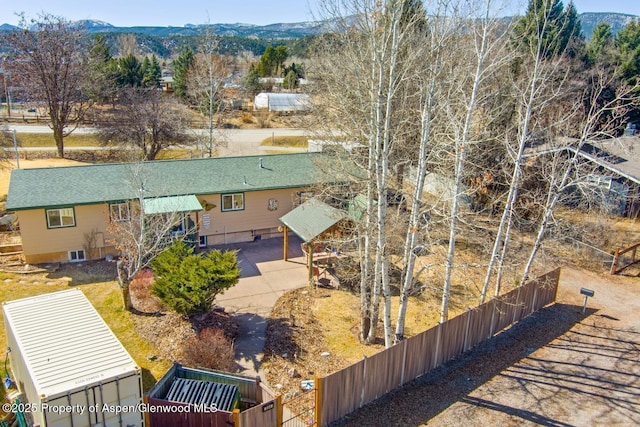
{"left": 254, "top": 93, "right": 311, "bottom": 111}
{"left": 2, "top": 289, "right": 139, "bottom": 398}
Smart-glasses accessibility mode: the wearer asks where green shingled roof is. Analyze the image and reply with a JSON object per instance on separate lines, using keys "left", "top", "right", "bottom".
{"left": 6, "top": 153, "right": 329, "bottom": 211}
{"left": 279, "top": 198, "right": 348, "bottom": 242}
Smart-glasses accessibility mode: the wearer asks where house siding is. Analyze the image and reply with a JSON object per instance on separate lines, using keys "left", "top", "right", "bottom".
{"left": 197, "top": 188, "right": 300, "bottom": 245}
{"left": 17, "top": 205, "right": 116, "bottom": 263}
{"left": 17, "top": 187, "right": 308, "bottom": 263}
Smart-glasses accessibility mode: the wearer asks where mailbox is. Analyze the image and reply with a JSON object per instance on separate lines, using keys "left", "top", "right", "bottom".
{"left": 580, "top": 288, "right": 594, "bottom": 297}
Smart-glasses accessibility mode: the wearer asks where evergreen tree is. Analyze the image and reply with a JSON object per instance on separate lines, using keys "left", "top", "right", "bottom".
{"left": 283, "top": 69, "right": 299, "bottom": 89}
{"left": 117, "top": 54, "right": 143, "bottom": 87}
{"left": 85, "top": 35, "right": 117, "bottom": 102}
{"left": 244, "top": 63, "right": 262, "bottom": 95}
{"left": 257, "top": 45, "right": 275, "bottom": 77}
{"left": 616, "top": 19, "right": 640, "bottom": 85}
{"left": 173, "top": 46, "right": 195, "bottom": 98}
{"left": 513, "top": 0, "right": 583, "bottom": 58}
{"left": 586, "top": 22, "right": 614, "bottom": 65}
{"left": 273, "top": 45, "right": 288, "bottom": 76}
{"left": 143, "top": 54, "right": 162, "bottom": 88}
{"left": 151, "top": 241, "right": 240, "bottom": 316}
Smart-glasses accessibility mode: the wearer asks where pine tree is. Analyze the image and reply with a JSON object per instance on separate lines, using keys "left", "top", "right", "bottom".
{"left": 151, "top": 241, "right": 240, "bottom": 316}
{"left": 173, "top": 46, "right": 195, "bottom": 98}
{"left": 143, "top": 55, "right": 162, "bottom": 88}
{"left": 513, "top": 0, "right": 583, "bottom": 58}
{"left": 117, "top": 54, "right": 143, "bottom": 87}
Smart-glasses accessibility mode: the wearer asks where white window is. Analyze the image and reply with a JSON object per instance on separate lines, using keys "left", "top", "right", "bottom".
{"left": 68, "top": 249, "right": 86, "bottom": 262}
{"left": 110, "top": 202, "right": 130, "bottom": 221}
{"left": 222, "top": 193, "right": 244, "bottom": 211}
{"left": 46, "top": 208, "right": 75, "bottom": 228}
{"left": 199, "top": 235, "right": 208, "bottom": 248}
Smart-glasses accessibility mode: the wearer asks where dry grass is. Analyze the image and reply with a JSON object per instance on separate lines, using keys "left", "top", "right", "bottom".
{"left": 260, "top": 136, "right": 309, "bottom": 148}
{"left": 0, "top": 269, "right": 172, "bottom": 392}
{"left": 15, "top": 133, "right": 102, "bottom": 148}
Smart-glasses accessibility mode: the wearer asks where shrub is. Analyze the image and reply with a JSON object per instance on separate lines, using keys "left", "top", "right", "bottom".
{"left": 151, "top": 241, "right": 240, "bottom": 316}
{"left": 241, "top": 112, "right": 254, "bottom": 124}
{"left": 179, "top": 327, "right": 236, "bottom": 371}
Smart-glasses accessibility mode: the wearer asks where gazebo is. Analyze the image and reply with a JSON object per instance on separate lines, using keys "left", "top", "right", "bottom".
{"left": 279, "top": 198, "right": 349, "bottom": 285}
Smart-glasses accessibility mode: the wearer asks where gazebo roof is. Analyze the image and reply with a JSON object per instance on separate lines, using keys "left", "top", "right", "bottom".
{"left": 279, "top": 198, "right": 347, "bottom": 242}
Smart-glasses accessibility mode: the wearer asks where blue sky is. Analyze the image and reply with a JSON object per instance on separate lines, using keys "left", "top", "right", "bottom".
{"left": 1, "top": 1, "right": 637, "bottom": 27}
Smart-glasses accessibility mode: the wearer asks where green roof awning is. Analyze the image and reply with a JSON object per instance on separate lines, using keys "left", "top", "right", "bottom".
{"left": 142, "top": 195, "right": 203, "bottom": 215}
{"left": 279, "top": 198, "right": 347, "bottom": 242}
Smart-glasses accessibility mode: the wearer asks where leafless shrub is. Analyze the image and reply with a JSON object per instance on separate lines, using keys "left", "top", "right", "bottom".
{"left": 179, "top": 327, "right": 236, "bottom": 372}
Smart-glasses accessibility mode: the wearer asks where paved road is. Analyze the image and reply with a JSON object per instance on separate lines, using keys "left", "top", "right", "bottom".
{"left": 5, "top": 125, "right": 309, "bottom": 157}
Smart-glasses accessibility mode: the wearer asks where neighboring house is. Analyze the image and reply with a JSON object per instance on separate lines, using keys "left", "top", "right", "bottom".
{"left": 528, "top": 136, "right": 640, "bottom": 217}
{"left": 253, "top": 92, "right": 311, "bottom": 112}
{"left": 6, "top": 153, "right": 329, "bottom": 264}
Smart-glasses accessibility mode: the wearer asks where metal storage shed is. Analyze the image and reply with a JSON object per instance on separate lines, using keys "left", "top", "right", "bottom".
{"left": 253, "top": 93, "right": 311, "bottom": 112}
{"left": 2, "top": 289, "right": 143, "bottom": 427}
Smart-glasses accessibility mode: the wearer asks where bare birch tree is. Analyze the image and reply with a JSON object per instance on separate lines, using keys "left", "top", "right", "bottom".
{"left": 109, "top": 163, "right": 198, "bottom": 311}
{"left": 480, "top": 0, "right": 576, "bottom": 302}
{"left": 188, "top": 26, "right": 234, "bottom": 157}
{"left": 313, "top": 0, "right": 420, "bottom": 346}
{"left": 520, "top": 69, "right": 640, "bottom": 283}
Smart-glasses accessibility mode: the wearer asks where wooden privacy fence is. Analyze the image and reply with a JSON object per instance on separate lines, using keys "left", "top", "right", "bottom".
{"left": 316, "top": 268, "right": 560, "bottom": 426}
{"left": 610, "top": 242, "right": 640, "bottom": 274}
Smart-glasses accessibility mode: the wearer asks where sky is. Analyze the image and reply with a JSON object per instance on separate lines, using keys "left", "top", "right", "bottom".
{"left": 0, "top": 0, "right": 638, "bottom": 27}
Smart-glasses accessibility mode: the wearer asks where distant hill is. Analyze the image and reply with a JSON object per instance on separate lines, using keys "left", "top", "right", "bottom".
{"left": 1, "top": 12, "right": 637, "bottom": 56}
{"left": 579, "top": 12, "right": 638, "bottom": 40}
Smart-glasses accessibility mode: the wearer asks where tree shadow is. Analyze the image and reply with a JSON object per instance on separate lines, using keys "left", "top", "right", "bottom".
{"left": 232, "top": 312, "right": 276, "bottom": 374}
{"left": 46, "top": 259, "right": 117, "bottom": 285}
{"left": 333, "top": 303, "right": 604, "bottom": 426}
{"left": 261, "top": 316, "right": 302, "bottom": 367}
{"left": 212, "top": 235, "right": 304, "bottom": 278}
{"left": 141, "top": 367, "right": 158, "bottom": 393}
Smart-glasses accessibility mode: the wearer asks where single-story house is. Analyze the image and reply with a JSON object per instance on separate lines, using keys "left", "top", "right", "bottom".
{"left": 253, "top": 93, "right": 311, "bottom": 112}
{"left": 6, "top": 153, "right": 330, "bottom": 264}
{"left": 526, "top": 136, "right": 640, "bottom": 217}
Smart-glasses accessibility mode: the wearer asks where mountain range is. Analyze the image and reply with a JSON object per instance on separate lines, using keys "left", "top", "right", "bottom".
{"left": 1, "top": 12, "right": 637, "bottom": 40}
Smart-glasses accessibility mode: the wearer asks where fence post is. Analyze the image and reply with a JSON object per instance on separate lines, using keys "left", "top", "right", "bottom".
{"left": 360, "top": 356, "right": 367, "bottom": 408}
{"left": 610, "top": 249, "right": 619, "bottom": 274}
{"left": 400, "top": 339, "right": 407, "bottom": 385}
{"left": 275, "top": 394, "right": 283, "bottom": 427}
{"left": 512, "top": 287, "right": 522, "bottom": 325}
{"left": 463, "top": 309, "right": 471, "bottom": 352}
{"left": 489, "top": 300, "right": 496, "bottom": 339}
{"left": 314, "top": 376, "right": 323, "bottom": 427}
{"left": 232, "top": 409, "right": 240, "bottom": 427}
{"left": 433, "top": 323, "right": 442, "bottom": 369}
{"left": 255, "top": 376, "right": 263, "bottom": 403}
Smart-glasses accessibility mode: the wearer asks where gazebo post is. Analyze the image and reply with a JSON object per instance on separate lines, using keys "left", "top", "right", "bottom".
{"left": 308, "top": 240, "right": 314, "bottom": 287}
{"left": 283, "top": 225, "right": 289, "bottom": 261}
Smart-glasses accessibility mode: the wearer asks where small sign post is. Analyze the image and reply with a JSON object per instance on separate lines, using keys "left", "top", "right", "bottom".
{"left": 580, "top": 288, "right": 594, "bottom": 313}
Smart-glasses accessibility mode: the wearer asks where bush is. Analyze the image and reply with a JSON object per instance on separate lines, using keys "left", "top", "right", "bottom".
{"left": 241, "top": 112, "right": 254, "bottom": 124}
{"left": 151, "top": 241, "right": 240, "bottom": 316}
{"left": 179, "top": 327, "right": 236, "bottom": 371}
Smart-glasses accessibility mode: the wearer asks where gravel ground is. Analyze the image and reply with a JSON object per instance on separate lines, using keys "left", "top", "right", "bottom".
{"left": 331, "top": 267, "right": 640, "bottom": 426}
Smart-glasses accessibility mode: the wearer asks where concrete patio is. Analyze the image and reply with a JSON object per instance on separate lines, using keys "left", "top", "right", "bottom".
{"left": 213, "top": 234, "right": 309, "bottom": 377}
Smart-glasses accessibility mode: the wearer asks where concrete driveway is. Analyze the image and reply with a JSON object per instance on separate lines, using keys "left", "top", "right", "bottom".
{"left": 213, "top": 234, "right": 309, "bottom": 377}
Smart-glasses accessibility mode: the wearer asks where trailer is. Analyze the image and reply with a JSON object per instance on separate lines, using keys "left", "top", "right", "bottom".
{"left": 2, "top": 289, "right": 143, "bottom": 427}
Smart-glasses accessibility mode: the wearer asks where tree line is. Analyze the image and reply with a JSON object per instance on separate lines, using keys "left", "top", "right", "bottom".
{"left": 2, "top": 13, "right": 303, "bottom": 159}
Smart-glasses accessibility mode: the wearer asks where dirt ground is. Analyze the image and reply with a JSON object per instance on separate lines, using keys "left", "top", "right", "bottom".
{"left": 331, "top": 267, "right": 640, "bottom": 426}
